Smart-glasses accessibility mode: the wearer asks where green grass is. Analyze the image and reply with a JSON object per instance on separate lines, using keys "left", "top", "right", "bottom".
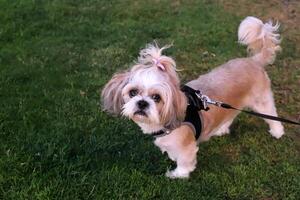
{"left": 0, "top": 0, "right": 299, "bottom": 199}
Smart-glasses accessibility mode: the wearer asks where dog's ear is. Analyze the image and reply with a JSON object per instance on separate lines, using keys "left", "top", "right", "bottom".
{"left": 160, "top": 84, "right": 187, "bottom": 129}
{"left": 101, "top": 71, "right": 130, "bottom": 115}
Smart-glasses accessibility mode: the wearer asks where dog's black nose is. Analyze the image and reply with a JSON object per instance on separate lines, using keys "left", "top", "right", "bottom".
{"left": 137, "top": 100, "right": 149, "bottom": 110}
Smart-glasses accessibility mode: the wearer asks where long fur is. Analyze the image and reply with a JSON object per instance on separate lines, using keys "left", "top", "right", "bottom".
{"left": 133, "top": 44, "right": 187, "bottom": 129}
{"left": 101, "top": 71, "right": 130, "bottom": 114}
{"left": 238, "top": 16, "right": 281, "bottom": 65}
{"left": 101, "top": 16, "right": 285, "bottom": 179}
{"left": 102, "top": 44, "right": 187, "bottom": 130}
{"left": 132, "top": 43, "right": 181, "bottom": 86}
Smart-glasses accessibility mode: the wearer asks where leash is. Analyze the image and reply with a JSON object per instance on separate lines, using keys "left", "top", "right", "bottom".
{"left": 183, "top": 85, "right": 300, "bottom": 126}
{"left": 215, "top": 102, "right": 300, "bottom": 126}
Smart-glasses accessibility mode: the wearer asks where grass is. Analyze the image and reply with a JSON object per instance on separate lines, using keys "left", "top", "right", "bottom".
{"left": 0, "top": 0, "right": 299, "bottom": 199}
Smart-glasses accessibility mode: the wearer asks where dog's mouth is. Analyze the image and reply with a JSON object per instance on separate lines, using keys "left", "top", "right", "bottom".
{"left": 134, "top": 110, "right": 147, "bottom": 117}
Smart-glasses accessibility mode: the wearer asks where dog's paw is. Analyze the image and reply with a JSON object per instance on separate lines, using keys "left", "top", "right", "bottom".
{"left": 269, "top": 123, "right": 284, "bottom": 139}
{"left": 214, "top": 127, "right": 230, "bottom": 136}
{"left": 214, "top": 121, "right": 232, "bottom": 136}
{"left": 165, "top": 169, "right": 189, "bottom": 179}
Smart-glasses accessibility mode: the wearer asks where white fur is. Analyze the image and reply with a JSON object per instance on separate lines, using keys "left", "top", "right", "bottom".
{"left": 136, "top": 122, "right": 164, "bottom": 134}
{"left": 238, "top": 16, "right": 281, "bottom": 65}
{"left": 131, "top": 67, "right": 165, "bottom": 89}
{"left": 238, "top": 16, "right": 280, "bottom": 46}
{"left": 214, "top": 120, "right": 233, "bottom": 136}
{"left": 122, "top": 95, "right": 161, "bottom": 128}
{"left": 137, "top": 43, "right": 175, "bottom": 69}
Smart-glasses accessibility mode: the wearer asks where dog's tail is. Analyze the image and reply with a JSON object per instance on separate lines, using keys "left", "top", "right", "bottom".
{"left": 238, "top": 16, "right": 281, "bottom": 66}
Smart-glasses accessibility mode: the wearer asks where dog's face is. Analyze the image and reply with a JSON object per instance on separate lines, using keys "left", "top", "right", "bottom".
{"left": 101, "top": 44, "right": 187, "bottom": 133}
{"left": 121, "top": 70, "right": 164, "bottom": 125}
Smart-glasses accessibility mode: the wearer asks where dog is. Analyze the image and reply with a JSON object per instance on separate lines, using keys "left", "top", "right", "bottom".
{"left": 101, "top": 16, "right": 285, "bottom": 178}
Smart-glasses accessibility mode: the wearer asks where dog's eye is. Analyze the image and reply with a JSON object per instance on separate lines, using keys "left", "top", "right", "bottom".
{"left": 129, "top": 89, "right": 138, "bottom": 98}
{"left": 151, "top": 94, "right": 161, "bottom": 103}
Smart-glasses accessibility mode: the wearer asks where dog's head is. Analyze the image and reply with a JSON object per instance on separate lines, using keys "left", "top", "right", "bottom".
{"left": 101, "top": 44, "right": 187, "bottom": 133}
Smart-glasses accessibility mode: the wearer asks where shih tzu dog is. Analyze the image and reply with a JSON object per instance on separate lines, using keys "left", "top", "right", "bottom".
{"left": 101, "top": 16, "right": 284, "bottom": 178}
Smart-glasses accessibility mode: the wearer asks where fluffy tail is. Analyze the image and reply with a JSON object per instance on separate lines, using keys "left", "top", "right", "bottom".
{"left": 238, "top": 16, "right": 281, "bottom": 66}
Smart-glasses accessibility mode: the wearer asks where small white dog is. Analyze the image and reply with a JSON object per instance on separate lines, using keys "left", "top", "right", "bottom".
{"left": 101, "top": 16, "right": 284, "bottom": 178}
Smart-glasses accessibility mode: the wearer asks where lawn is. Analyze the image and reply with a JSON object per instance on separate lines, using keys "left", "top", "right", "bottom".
{"left": 0, "top": 0, "right": 299, "bottom": 199}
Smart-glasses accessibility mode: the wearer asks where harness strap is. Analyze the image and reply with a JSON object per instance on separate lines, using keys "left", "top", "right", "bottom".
{"left": 183, "top": 104, "right": 202, "bottom": 139}
{"left": 181, "top": 85, "right": 209, "bottom": 111}
{"left": 151, "top": 129, "right": 171, "bottom": 138}
{"left": 152, "top": 85, "right": 206, "bottom": 139}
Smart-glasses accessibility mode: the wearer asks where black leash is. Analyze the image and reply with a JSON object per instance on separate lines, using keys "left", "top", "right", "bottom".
{"left": 220, "top": 103, "right": 300, "bottom": 125}
{"left": 183, "top": 85, "right": 300, "bottom": 126}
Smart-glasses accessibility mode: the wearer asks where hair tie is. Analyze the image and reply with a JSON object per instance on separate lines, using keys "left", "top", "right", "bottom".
{"left": 152, "top": 58, "right": 165, "bottom": 71}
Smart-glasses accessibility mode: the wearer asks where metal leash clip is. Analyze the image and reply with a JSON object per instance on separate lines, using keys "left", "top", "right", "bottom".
{"left": 195, "top": 91, "right": 223, "bottom": 109}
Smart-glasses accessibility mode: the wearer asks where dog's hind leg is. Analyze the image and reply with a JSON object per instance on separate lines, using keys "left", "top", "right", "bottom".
{"left": 249, "top": 90, "right": 284, "bottom": 139}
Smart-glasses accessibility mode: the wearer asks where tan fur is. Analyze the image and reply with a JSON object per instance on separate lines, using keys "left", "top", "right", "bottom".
{"left": 154, "top": 125, "right": 198, "bottom": 178}
{"left": 101, "top": 71, "right": 130, "bottom": 114}
{"left": 156, "top": 54, "right": 284, "bottom": 178}
{"left": 154, "top": 17, "right": 284, "bottom": 178}
{"left": 101, "top": 16, "right": 285, "bottom": 179}
{"left": 160, "top": 85, "right": 187, "bottom": 129}
{"left": 184, "top": 58, "right": 267, "bottom": 140}
{"left": 190, "top": 58, "right": 273, "bottom": 141}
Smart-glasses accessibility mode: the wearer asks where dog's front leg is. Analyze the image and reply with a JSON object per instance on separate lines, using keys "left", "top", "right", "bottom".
{"left": 154, "top": 125, "right": 198, "bottom": 179}
{"left": 165, "top": 141, "right": 198, "bottom": 179}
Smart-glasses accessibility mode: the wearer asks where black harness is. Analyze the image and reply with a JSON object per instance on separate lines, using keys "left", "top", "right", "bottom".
{"left": 152, "top": 85, "right": 207, "bottom": 140}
